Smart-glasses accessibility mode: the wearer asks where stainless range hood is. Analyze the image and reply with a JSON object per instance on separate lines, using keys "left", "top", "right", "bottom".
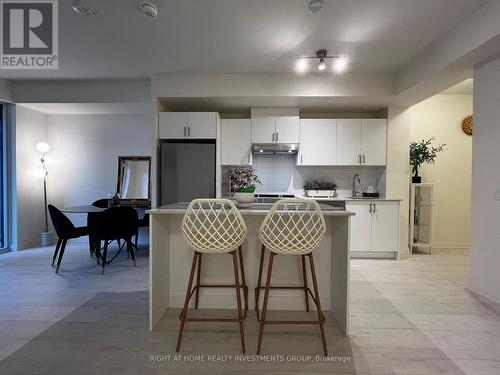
{"left": 252, "top": 143, "right": 299, "bottom": 155}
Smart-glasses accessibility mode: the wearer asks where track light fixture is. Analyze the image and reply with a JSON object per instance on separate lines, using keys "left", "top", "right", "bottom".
{"left": 296, "top": 49, "right": 348, "bottom": 74}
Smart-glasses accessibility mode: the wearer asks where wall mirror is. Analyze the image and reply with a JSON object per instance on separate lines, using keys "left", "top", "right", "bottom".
{"left": 116, "top": 156, "right": 151, "bottom": 207}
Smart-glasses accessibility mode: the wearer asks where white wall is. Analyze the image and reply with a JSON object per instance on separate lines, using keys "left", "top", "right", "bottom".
{"left": 46, "top": 114, "right": 153, "bottom": 230}
{"left": 410, "top": 95, "right": 473, "bottom": 249}
{"left": 469, "top": 56, "right": 500, "bottom": 304}
{"left": 11, "top": 106, "right": 47, "bottom": 250}
{"left": 386, "top": 107, "right": 411, "bottom": 253}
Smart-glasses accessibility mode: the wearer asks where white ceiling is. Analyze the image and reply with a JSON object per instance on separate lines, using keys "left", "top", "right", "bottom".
{"left": 0, "top": 0, "right": 488, "bottom": 80}
{"left": 19, "top": 102, "right": 152, "bottom": 114}
{"left": 440, "top": 79, "right": 473, "bottom": 95}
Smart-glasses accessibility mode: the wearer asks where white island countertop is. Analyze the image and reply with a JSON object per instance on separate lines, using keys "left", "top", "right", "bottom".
{"left": 147, "top": 202, "right": 355, "bottom": 216}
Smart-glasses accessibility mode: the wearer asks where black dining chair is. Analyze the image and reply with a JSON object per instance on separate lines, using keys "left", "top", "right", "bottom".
{"left": 48, "top": 204, "right": 89, "bottom": 273}
{"left": 89, "top": 206, "right": 138, "bottom": 274}
{"left": 92, "top": 199, "right": 109, "bottom": 208}
{"left": 87, "top": 199, "right": 109, "bottom": 259}
{"left": 135, "top": 213, "right": 149, "bottom": 248}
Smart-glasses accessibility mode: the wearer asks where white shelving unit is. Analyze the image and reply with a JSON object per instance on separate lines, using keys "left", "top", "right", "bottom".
{"left": 409, "top": 183, "right": 433, "bottom": 254}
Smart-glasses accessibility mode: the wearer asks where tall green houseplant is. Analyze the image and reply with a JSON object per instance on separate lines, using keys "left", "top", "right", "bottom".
{"left": 409, "top": 137, "right": 446, "bottom": 183}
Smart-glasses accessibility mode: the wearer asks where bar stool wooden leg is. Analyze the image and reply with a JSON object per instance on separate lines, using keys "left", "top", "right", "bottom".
{"left": 257, "top": 252, "right": 274, "bottom": 355}
{"left": 308, "top": 253, "right": 328, "bottom": 356}
{"left": 255, "top": 244, "right": 266, "bottom": 315}
{"left": 232, "top": 251, "right": 246, "bottom": 353}
{"left": 301, "top": 254, "right": 310, "bottom": 312}
{"left": 194, "top": 253, "right": 202, "bottom": 309}
{"left": 176, "top": 252, "right": 199, "bottom": 352}
{"left": 237, "top": 246, "right": 248, "bottom": 311}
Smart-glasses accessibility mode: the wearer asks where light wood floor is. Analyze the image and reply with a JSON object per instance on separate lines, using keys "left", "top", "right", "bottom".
{"left": 0, "top": 244, "right": 499, "bottom": 374}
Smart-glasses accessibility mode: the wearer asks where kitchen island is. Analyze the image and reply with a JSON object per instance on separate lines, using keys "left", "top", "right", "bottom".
{"left": 148, "top": 202, "right": 355, "bottom": 336}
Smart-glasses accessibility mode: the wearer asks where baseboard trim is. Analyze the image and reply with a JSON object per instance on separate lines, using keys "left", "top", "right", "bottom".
{"left": 350, "top": 251, "right": 397, "bottom": 259}
{"left": 432, "top": 242, "right": 469, "bottom": 250}
{"left": 10, "top": 238, "right": 41, "bottom": 251}
{"left": 466, "top": 284, "right": 500, "bottom": 306}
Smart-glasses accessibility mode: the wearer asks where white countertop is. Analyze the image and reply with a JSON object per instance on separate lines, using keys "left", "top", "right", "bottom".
{"left": 148, "top": 202, "right": 355, "bottom": 216}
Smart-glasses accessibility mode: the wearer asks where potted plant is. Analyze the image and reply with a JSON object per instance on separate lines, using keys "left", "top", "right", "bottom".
{"left": 303, "top": 180, "right": 338, "bottom": 198}
{"left": 226, "top": 167, "right": 261, "bottom": 206}
{"left": 409, "top": 137, "right": 446, "bottom": 183}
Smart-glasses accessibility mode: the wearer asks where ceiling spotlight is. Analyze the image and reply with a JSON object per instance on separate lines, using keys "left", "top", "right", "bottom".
{"left": 308, "top": 0, "right": 324, "bottom": 13}
{"left": 140, "top": 0, "right": 159, "bottom": 19}
{"left": 318, "top": 59, "right": 326, "bottom": 71}
{"left": 295, "top": 49, "right": 349, "bottom": 74}
{"left": 333, "top": 56, "right": 348, "bottom": 73}
{"left": 296, "top": 58, "right": 307, "bottom": 73}
{"left": 72, "top": 0, "right": 97, "bottom": 16}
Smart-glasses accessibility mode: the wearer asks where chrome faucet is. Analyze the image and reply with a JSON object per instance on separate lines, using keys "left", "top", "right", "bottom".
{"left": 352, "top": 174, "right": 361, "bottom": 197}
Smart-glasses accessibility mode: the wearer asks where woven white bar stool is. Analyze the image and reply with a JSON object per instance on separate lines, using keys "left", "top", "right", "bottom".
{"left": 255, "top": 198, "right": 328, "bottom": 356}
{"left": 176, "top": 199, "right": 248, "bottom": 353}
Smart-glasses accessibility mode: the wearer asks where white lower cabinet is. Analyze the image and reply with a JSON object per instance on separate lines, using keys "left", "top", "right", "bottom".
{"left": 346, "top": 201, "right": 400, "bottom": 258}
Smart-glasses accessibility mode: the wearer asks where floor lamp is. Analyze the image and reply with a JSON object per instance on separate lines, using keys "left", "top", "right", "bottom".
{"left": 36, "top": 142, "right": 51, "bottom": 246}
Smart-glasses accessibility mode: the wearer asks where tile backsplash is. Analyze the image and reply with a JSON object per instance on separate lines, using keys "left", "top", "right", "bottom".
{"left": 228, "top": 155, "right": 387, "bottom": 196}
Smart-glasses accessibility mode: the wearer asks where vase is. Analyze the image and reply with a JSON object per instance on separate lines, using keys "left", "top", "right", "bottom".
{"left": 412, "top": 167, "right": 422, "bottom": 183}
{"left": 234, "top": 192, "right": 255, "bottom": 207}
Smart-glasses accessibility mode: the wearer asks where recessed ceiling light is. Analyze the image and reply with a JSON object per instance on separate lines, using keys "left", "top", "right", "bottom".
{"left": 308, "top": 0, "right": 324, "bottom": 13}
{"left": 71, "top": 0, "right": 97, "bottom": 16}
{"left": 140, "top": 0, "right": 159, "bottom": 19}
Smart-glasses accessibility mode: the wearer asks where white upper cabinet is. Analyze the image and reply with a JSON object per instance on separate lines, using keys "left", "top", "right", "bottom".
{"left": 251, "top": 118, "right": 276, "bottom": 143}
{"left": 158, "top": 112, "right": 188, "bottom": 139}
{"left": 187, "top": 112, "right": 217, "bottom": 138}
{"left": 336, "top": 119, "right": 387, "bottom": 166}
{"left": 362, "top": 119, "right": 387, "bottom": 165}
{"left": 251, "top": 116, "right": 299, "bottom": 144}
{"left": 298, "top": 119, "right": 337, "bottom": 166}
{"left": 221, "top": 119, "right": 252, "bottom": 166}
{"left": 159, "top": 112, "right": 217, "bottom": 139}
{"left": 275, "top": 116, "right": 300, "bottom": 143}
{"left": 337, "top": 119, "right": 362, "bottom": 165}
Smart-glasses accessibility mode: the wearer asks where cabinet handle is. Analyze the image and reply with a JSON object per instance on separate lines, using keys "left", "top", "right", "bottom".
{"left": 369, "top": 203, "right": 372, "bottom": 213}
{"left": 272, "top": 132, "right": 275, "bottom": 143}
{"left": 187, "top": 126, "right": 191, "bottom": 136}
{"left": 358, "top": 154, "right": 361, "bottom": 164}
{"left": 362, "top": 154, "right": 366, "bottom": 164}
{"left": 248, "top": 153, "right": 251, "bottom": 163}
{"left": 276, "top": 132, "right": 279, "bottom": 143}
{"left": 184, "top": 126, "right": 186, "bottom": 137}
{"left": 373, "top": 203, "right": 376, "bottom": 213}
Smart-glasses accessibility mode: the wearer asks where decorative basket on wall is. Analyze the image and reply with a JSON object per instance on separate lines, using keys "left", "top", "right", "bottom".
{"left": 461, "top": 115, "right": 473, "bottom": 136}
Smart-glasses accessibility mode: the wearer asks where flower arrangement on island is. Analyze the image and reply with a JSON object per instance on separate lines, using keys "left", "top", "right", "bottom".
{"left": 225, "top": 167, "right": 261, "bottom": 193}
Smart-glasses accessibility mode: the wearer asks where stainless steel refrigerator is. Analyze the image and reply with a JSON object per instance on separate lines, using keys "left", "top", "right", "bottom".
{"left": 159, "top": 140, "right": 216, "bottom": 206}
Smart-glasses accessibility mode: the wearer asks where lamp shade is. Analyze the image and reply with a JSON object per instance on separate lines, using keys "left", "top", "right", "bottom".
{"left": 36, "top": 142, "right": 50, "bottom": 153}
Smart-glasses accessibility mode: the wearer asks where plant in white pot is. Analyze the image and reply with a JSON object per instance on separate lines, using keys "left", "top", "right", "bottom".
{"left": 226, "top": 167, "right": 261, "bottom": 207}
